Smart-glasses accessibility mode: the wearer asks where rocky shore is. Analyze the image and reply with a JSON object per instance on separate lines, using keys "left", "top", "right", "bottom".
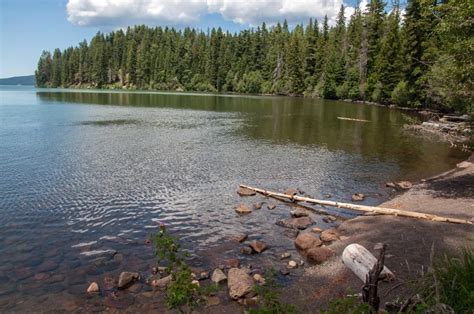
{"left": 281, "top": 155, "right": 474, "bottom": 312}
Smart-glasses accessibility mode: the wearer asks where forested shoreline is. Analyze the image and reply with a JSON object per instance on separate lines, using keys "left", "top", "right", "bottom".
{"left": 35, "top": 0, "right": 472, "bottom": 113}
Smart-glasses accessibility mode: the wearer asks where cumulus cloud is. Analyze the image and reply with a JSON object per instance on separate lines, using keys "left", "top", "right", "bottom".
{"left": 67, "top": 0, "right": 361, "bottom": 28}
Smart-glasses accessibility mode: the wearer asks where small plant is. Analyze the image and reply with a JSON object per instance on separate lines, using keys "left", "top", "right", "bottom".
{"left": 413, "top": 248, "right": 474, "bottom": 313}
{"left": 249, "top": 269, "right": 299, "bottom": 314}
{"left": 153, "top": 223, "right": 204, "bottom": 310}
{"left": 322, "top": 293, "right": 370, "bottom": 314}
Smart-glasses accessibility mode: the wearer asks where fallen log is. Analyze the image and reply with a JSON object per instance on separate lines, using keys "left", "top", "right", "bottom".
{"left": 342, "top": 243, "right": 394, "bottom": 283}
{"left": 239, "top": 184, "right": 473, "bottom": 225}
{"left": 337, "top": 117, "right": 370, "bottom": 122}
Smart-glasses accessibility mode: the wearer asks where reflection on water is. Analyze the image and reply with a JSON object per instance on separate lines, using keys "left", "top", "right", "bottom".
{"left": 0, "top": 86, "right": 467, "bottom": 311}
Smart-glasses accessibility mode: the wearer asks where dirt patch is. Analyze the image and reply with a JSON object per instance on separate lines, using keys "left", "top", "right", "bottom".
{"left": 282, "top": 156, "right": 474, "bottom": 312}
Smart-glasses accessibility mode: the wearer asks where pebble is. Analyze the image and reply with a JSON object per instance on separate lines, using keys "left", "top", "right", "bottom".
{"left": 351, "top": 193, "right": 365, "bottom": 201}
{"left": 236, "top": 233, "right": 248, "bottom": 243}
{"left": 87, "top": 282, "right": 100, "bottom": 293}
{"left": 240, "top": 247, "right": 253, "bottom": 255}
{"left": 267, "top": 203, "right": 276, "bottom": 210}
{"left": 311, "top": 227, "right": 322, "bottom": 233}
{"left": 253, "top": 202, "right": 262, "bottom": 210}
{"left": 199, "top": 271, "right": 210, "bottom": 280}
{"left": 206, "top": 296, "right": 221, "bottom": 307}
{"left": 280, "top": 252, "right": 291, "bottom": 259}
{"left": 237, "top": 187, "right": 256, "bottom": 196}
{"left": 191, "top": 280, "right": 200, "bottom": 287}
{"left": 287, "top": 261, "right": 298, "bottom": 269}
{"left": 253, "top": 274, "right": 265, "bottom": 284}
{"left": 249, "top": 240, "right": 268, "bottom": 253}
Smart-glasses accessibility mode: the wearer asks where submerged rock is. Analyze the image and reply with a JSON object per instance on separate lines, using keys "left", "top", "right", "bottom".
{"left": 290, "top": 208, "right": 309, "bottom": 218}
{"left": 240, "top": 247, "right": 253, "bottom": 255}
{"left": 294, "top": 233, "right": 322, "bottom": 251}
{"left": 249, "top": 240, "right": 267, "bottom": 253}
{"left": 253, "top": 202, "right": 262, "bottom": 210}
{"left": 276, "top": 216, "right": 314, "bottom": 230}
{"left": 235, "top": 233, "right": 248, "bottom": 243}
{"left": 267, "top": 203, "right": 276, "bottom": 210}
{"left": 282, "top": 229, "right": 300, "bottom": 239}
{"left": 225, "top": 258, "right": 240, "bottom": 268}
{"left": 87, "top": 282, "right": 100, "bottom": 293}
{"left": 320, "top": 228, "right": 340, "bottom": 243}
{"left": 235, "top": 204, "right": 252, "bottom": 214}
{"left": 228, "top": 268, "right": 254, "bottom": 299}
{"left": 118, "top": 272, "right": 139, "bottom": 289}
{"left": 237, "top": 187, "right": 256, "bottom": 196}
{"left": 211, "top": 269, "right": 227, "bottom": 284}
{"left": 351, "top": 193, "right": 365, "bottom": 201}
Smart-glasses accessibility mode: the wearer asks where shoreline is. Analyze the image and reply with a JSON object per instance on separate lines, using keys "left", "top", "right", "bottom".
{"left": 282, "top": 154, "right": 474, "bottom": 311}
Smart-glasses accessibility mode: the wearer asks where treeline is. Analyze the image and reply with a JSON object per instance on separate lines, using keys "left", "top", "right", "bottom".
{"left": 36, "top": 0, "right": 472, "bottom": 112}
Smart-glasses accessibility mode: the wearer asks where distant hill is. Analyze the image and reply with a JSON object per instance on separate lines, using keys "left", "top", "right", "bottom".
{"left": 0, "top": 75, "right": 35, "bottom": 86}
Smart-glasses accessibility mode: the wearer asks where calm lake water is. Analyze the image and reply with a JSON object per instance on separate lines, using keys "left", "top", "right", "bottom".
{"left": 0, "top": 85, "right": 467, "bottom": 311}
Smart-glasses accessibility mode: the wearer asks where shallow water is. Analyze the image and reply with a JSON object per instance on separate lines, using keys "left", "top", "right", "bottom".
{"left": 0, "top": 86, "right": 467, "bottom": 310}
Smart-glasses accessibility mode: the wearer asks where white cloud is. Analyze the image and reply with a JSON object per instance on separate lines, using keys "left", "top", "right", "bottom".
{"left": 67, "top": 0, "right": 360, "bottom": 28}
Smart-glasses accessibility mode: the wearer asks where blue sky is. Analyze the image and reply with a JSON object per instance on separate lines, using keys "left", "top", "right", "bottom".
{"left": 0, "top": 0, "right": 360, "bottom": 78}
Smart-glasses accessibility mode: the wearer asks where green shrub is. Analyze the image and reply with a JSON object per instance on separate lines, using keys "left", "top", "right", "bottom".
{"left": 391, "top": 80, "right": 410, "bottom": 106}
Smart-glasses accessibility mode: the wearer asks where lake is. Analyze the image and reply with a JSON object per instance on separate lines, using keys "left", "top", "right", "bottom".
{"left": 0, "top": 86, "right": 467, "bottom": 311}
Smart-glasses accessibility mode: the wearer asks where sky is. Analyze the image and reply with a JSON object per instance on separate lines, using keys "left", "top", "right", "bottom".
{"left": 0, "top": 0, "right": 361, "bottom": 78}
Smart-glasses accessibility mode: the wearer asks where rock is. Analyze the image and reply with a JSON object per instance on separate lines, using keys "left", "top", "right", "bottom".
{"left": 228, "top": 268, "right": 254, "bottom": 299}
{"left": 211, "top": 269, "right": 227, "bottom": 284}
{"left": 87, "top": 282, "right": 100, "bottom": 293}
{"left": 457, "top": 161, "right": 472, "bottom": 169}
{"left": 152, "top": 267, "right": 158, "bottom": 274}
{"left": 249, "top": 240, "right": 267, "bottom": 253}
{"left": 351, "top": 193, "right": 365, "bottom": 201}
{"left": 237, "top": 187, "right": 256, "bottom": 196}
{"left": 253, "top": 274, "right": 265, "bottom": 284}
{"left": 225, "top": 258, "right": 240, "bottom": 268}
{"left": 240, "top": 247, "right": 253, "bottom": 255}
{"left": 151, "top": 275, "right": 172, "bottom": 288}
{"left": 267, "top": 203, "right": 276, "bottom": 210}
{"left": 253, "top": 202, "right": 262, "bottom": 210}
{"left": 287, "top": 261, "right": 298, "bottom": 269}
{"left": 235, "top": 204, "right": 252, "bottom": 214}
{"left": 235, "top": 233, "right": 248, "bottom": 243}
{"left": 396, "top": 181, "right": 412, "bottom": 190}
{"left": 280, "top": 269, "right": 290, "bottom": 276}
{"left": 191, "top": 280, "right": 200, "bottom": 287}
{"left": 199, "top": 271, "right": 210, "bottom": 280}
{"left": 327, "top": 215, "right": 337, "bottom": 221}
{"left": 386, "top": 182, "right": 396, "bottom": 188}
{"left": 290, "top": 208, "right": 309, "bottom": 218}
{"left": 311, "top": 227, "right": 322, "bottom": 233}
{"left": 294, "top": 233, "right": 322, "bottom": 251}
{"left": 276, "top": 216, "right": 314, "bottom": 230}
{"left": 340, "top": 236, "right": 350, "bottom": 241}
{"left": 206, "top": 296, "right": 220, "bottom": 307}
{"left": 306, "top": 247, "right": 334, "bottom": 264}
{"left": 285, "top": 188, "right": 298, "bottom": 196}
{"left": 118, "top": 272, "right": 139, "bottom": 289}
{"left": 280, "top": 252, "right": 291, "bottom": 259}
{"left": 322, "top": 217, "right": 330, "bottom": 223}
{"left": 320, "top": 228, "right": 340, "bottom": 243}
{"left": 238, "top": 296, "right": 259, "bottom": 306}
{"left": 282, "top": 229, "right": 300, "bottom": 239}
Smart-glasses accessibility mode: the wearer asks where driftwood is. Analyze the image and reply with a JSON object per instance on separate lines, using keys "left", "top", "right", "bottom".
{"left": 337, "top": 117, "right": 370, "bottom": 122}
{"left": 362, "top": 244, "right": 386, "bottom": 312}
{"left": 342, "top": 243, "right": 394, "bottom": 282}
{"left": 239, "top": 185, "right": 473, "bottom": 225}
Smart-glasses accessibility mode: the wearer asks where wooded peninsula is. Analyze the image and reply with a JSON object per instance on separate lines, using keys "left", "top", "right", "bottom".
{"left": 35, "top": 0, "right": 472, "bottom": 113}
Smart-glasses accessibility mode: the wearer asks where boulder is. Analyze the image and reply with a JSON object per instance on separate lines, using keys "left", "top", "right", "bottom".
{"left": 294, "top": 233, "right": 322, "bottom": 251}
{"left": 351, "top": 193, "right": 365, "bottom": 201}
{"left": 151, "top": 275, "right": 172, "bottom": 288}
{"left": 87, "top": 282, "right": 100, "bottom": 293}
{"left": 235, "top": 204, "right": 252, "bottom": 214}
{"left": 211, "top": 269, "right": 227, "bottom": 284}
{"left": 118, "top": 272, "right": 139, "bottom": 289}
{"left": 228, "top": 268, "right": 254, "bottom": 299}
{"left": 237, "top": 187, "right": 256, "bottom": 196}
{"left": 320, "top": 228, "right": 340, "bottom": 243}
{"left": 249, "top": 240, "right": 267, "bottom": 253}
{"left": 306, "top": 247, "right": 333, "bottom": 264}
{"left": 290, "top": 208, "right": 309, "bottom": 218}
